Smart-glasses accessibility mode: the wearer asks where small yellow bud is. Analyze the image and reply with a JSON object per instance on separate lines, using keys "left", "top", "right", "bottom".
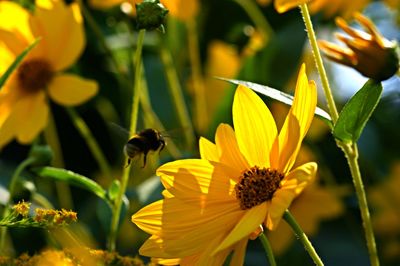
{"left": 319, "top": 13, "right": 399, "bottom": 81}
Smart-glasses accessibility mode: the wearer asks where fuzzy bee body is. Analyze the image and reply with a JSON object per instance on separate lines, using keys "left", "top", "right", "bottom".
{"left": 124, "top": 128, "right": 166, "bottom": 167}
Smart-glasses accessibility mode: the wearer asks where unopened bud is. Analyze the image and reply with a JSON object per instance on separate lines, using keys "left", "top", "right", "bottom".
{"left": 136, "top": 0, "right": 168, "bottom": 32}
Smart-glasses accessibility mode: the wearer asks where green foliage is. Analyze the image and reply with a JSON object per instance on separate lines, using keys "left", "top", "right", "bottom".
{"left": 31, "top": 167, "right": 110, "bottom": 205}
{"left": 0, "top": 38, "right": 40, "bottom": 90}
{"left": 333, "top": 80, "right": 383, "bottom": 143}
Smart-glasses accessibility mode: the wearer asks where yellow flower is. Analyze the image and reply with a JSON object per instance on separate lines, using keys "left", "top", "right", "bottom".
{"left": 89, "top": 0, "right": 199, "bottom": 21}
{"left": 132, "top": 64, "right": 317, "bottom": 264}
{"left": 0, "top": 0, "right": 98, "bottom": 148}
{"left": 318, "top": 12, "right": 399, "bottom": 81}
{"left": 308, "top": 0, "right": 369, "bottom": 19}
{"left": 255, "top": 0, "right": 310, "bottom": 13}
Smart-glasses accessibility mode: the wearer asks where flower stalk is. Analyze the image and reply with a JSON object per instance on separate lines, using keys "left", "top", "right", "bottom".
{"left": 259, "top": 233, "right": 277, "bottom": 266}
{"left": 108, "top": 29, "right": 146, "bottom": 252}
{"left": 299, "top": 3, "right": 379, "bottom": 266}
{"left": 284, "top": 210, "right": 324, "bottom": 266}
{"left": 65, "top": 107, "right": 112, "bottom": 179}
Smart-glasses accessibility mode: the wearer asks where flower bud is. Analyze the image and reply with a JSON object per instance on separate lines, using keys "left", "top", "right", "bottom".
{"left": 319, "top": 13, "right": 399, "bottom": 81}
{"left": 136, "top": 0, "right": 168, "bottom": 31}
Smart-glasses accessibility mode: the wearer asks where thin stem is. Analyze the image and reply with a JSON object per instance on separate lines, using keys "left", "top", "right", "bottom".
{"left": 233, "top": 0, "right": 274, "bottom": 41}
{"left": 66, "top": 107, "right": 112, "bottom": 179}
{"left": 284, "top": 210, "right": 324, "bottom": 266}
{"left": 187, "top": 19, "right": 208, "bottom": 134}
{"left": 299, "top": 4, "right": 379, "bottom": 265}
{"left": 44, "top": 110, "right": 73, "bottom": 210}
{"left": 341, "top": 143, "right": 379, "bottom": 266}
{"left": 159, "top": 43, "right": 196, "bottom": 150}
{"left": 0, "top": 157, "right": 36, "bottom": 254}
{"left": 299, "top": 3, "right": 339, "bottom": 123}
{"left": 258, "top": 233, "right": 277, "bottom": 266}
{"left": 139, "top": 64, "right": 182, "bottom": 159}
{"left": 108, "top": 29, "right": 146, "bottom": 252}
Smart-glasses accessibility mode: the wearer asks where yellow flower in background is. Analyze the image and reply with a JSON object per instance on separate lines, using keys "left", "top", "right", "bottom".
{"left": 0, "top": 0, "right": 98, "bottom": 148}
{"left": 318, "top": 13, "right": 399, "bottom": 81}
{"left": 132, "top": 64, "right": 317, "bottom": 264}
{"left": 89, "top": 0, "right": 199, "bottom": 21}
{"left": 308, "top": 0, "right": 369, "bottom": 19}
{"left": 36, "top": 250, "right": 74, "bottom": 266}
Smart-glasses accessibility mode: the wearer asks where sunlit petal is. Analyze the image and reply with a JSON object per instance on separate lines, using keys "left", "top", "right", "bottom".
{"left": 278, "top": 64, "right": 317, "bottom": 173}
{"left": 157, "top": 159, "right": 239, "bottom": 199}
{"left": 215, "top": 123, "right": 249, "bottom": 172}
{"left": 199, "top": 137, "right": 218, "bottom": 161}
{"left": 233, "top": 85, "right": 277, "bottom": 168}
{"left": 265, "top": 162, "right": 317, "bottom": 230}
{"left": 229, "top": 238, "right": 248, "bottom": 266}
{"left": 214, "top": 202, "right": 267, "bottom": 254}
{"left": 47, "top": 74, "right": 98, "bottom": 106}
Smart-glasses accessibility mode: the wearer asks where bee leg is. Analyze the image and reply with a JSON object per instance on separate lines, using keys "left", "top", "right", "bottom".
{"left": 142, "top": 153, "right": 148, "bottom": 168}
{"left": 125, "top": 158, "right": 131, "bottom": 168}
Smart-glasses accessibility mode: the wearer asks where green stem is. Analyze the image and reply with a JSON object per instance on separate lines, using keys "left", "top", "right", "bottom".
{"left": 66, "top": 107, "right": 112, "bottom": 179}
{"left": 44, "top": 110, "right": 74, "bottom": 210}
{"left": 258, "top": 233, "right": 277, "bottom": 266}
{"left": 299, "top": 4, "right": 379, "bottom": 265}
{"left": 299, "top": 3, "right": 339, "bottom": 123}
{"left": 284, "top": 210, "right": 324, "bottom": 266}
{"left": 233, "top": 0, "right": 274, "bottom": 41}
{"left": 108, "top": 29, "right": 146, "bottom": 252}
{"left": 341, "top": 143, "right": 379, "bottom": 266}
{"left": 0, "top": 157, "right": 36, "bottom": 254}
{"left": 159, "top": 43, "right": 196, "bottom": 150}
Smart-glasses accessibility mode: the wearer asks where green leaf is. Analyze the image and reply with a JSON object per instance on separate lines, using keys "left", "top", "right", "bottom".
{"left": 32, "top": 166, "right": 109, "bottom": 204}
{"left": 107, "top": 180, "right": 121, "bottom": 202}
{"left": 333, "top": 79, "right": 383, "bottom": 143}
{"left": 218, "top": 77, "right": 332, "bottom": 125}
{"left": 0, "top": 38, "right": 41, "bottom": 90}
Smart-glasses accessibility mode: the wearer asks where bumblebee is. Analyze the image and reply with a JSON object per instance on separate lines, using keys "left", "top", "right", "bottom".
{"left": 124, "top": 128, "right": 166, "bottom": 167}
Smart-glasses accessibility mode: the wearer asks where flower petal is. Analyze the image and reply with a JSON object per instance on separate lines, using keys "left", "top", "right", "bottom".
{"left": 215, "top": 123, "right": 249, "bottom": 172}
{"left": 214, "top": 202, "right": 267, "bottom": 254}
{"left": 233, "top": 85, "right": 277, "bottom": 168}
{"left": 6, "top": 91, "right": 48, "bottom": 144}
{"left": 35, "top": 0, "right": 84, "bottom": 71}
{"left": 199, "top": 136, "right": 218, "bottom": 161}
{"left": 274, "top": 0, "right": 310, "bottom": 13}
{"left": 136, "top": 197, "right": 243, "bottom": 258}
{"left": 157, "top": 159, "right": 239, "bottom": 199}
{"left": 229, "top": 238, "right": 248, "bottom": 266}
{"left": 278, "top": 64, "right": 317, "bottom": 173}
{"left": 0, "top": 1, "right": 33, "bottom": 41}
{"left": 47, "top": 74, "right": 98, "bottom": 106}
{"left": 265, "top": 162, "right": 317, "bottom": 230}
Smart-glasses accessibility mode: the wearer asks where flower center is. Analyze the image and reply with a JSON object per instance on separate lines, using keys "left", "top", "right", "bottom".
{"left": 235, "top": 166, "right": 285, "bottom": 210}
{"left": 17, "top": 59, "right": 54, "bottom": 93}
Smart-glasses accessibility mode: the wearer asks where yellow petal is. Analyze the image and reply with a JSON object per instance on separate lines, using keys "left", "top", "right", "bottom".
{"left": 9, "top": 91, "right": 48, "bottom": 144}
{"left": 199, "top": 136, "right": 219, "bottom": 161}
{"left": 138, "top": 204, "right": 243, "bottom": 258}
{"left": 164, "top": 0, "right": 199, "bottom": 21}
{"left": 233, "top": 85, "right": 277, "bottom": 168}
{"left": 265, "top": 162, "right": 317, "bottom": 230}
{"left": 35, "top": 0, "right": 84, "bottom": 71}
{"left": 215, "top": 123, "right": 249, "bottom": 172}
{"left": 157, "top": 159, "right": 239, "bottom": 199}
{"left": 0, "top": 91, "right": 21, "bottom": 148}
{"left": 47, "top": 74, "right": 98, "bottom": 106}
{"left": 132, "top": 197, "right": 240, "bottom": 237}
{"left": 274, "top": 0, "right": 310, "bottom": 13}
{"left": 214, "top": 202, "right": 267, "bottom": 254}
{"left": 229, "top": 238, "right": 248, "bottom": 266}
{"left": 278, "top": 64, "right": 317, "bottom": 173}
{"left": 0, "top": 1, "right": 34, "bottom": 41}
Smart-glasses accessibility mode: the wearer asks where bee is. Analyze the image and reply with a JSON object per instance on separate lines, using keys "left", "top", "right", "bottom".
{"left": 124, "top": 128, "right": 166, "bottom": 167}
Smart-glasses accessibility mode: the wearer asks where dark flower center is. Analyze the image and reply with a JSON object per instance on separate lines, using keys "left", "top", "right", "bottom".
{"left": 17, "top": 59, "right": 54, "bottom": 93}
{"left": 235, "top": 166, "right": 285, "bottom": 210}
